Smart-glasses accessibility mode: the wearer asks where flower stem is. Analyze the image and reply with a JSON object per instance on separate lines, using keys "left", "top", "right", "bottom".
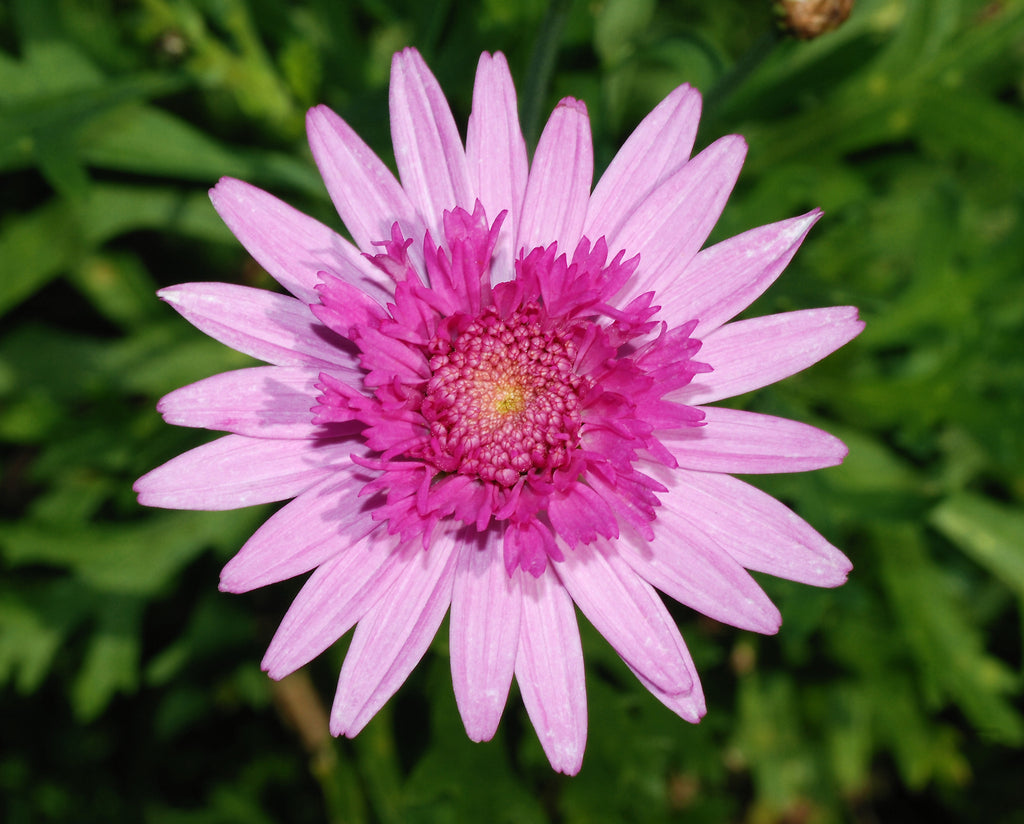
{"left": 521, "top": 0, "right": 575, "bottom": 149}
{"left": 271, "top": 672, "right": 368, "bottom": 824}
{"left": 702, "top": 29, "right": 781, "bottom": 129}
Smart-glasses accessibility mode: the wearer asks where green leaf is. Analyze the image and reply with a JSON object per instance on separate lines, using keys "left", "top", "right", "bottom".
{"left": 67, "top": 252, "right": 164, "bottom": 331}
{"left": 402, "top": 662, "right": 546, "bottom": 824}
{"left": 70, "top": 595, "right": 143, "bottom": 721}
{"left": 0, "top": 200, "right": 79, "bottom": 317}
{"left": 0, "top": 183, "right": 234, "bottom": 317}
{"left": 821, "top": 683, "right": 874, "bottom": 794}
{"left": 33, "top": 128, "right": 91, "bottom": 201}
{"left": 877, "top": 526, "right": 1024, "bottom": 745}
{"left": 0, "top": 39, "right": 102, "bottom": 103}
{"left": 0, "top": 70, "right": 184, "bottom": 174}
{"left": 823, "top": 428, "right": 925, "bottom": 514}
{"left": 0, "top": 581, "right": 90, "bottom": 693}
{"left": 0, "top": 510, "right": 263, "bottom": 597}
{"left": 915, "top": 89, "right": 1024, "bottom": 179}
{"left": 871, "top": 671, "right": 970, "bottom": 790}
{"left": 731, "top": 672, "right": 825, "bottom": 813}
{"left": 78, "top": 105, "right": 323, "bottom": 194}
{"left": 930, "top": 493, "right": 1024, "bottom": 601}
{"left": 76, "top": 184, "right": 233, "bottom": 247}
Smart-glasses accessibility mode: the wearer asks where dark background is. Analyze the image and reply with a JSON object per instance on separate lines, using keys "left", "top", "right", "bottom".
{"left": 2, "top": 0, "right": 1023, "bottom": 821}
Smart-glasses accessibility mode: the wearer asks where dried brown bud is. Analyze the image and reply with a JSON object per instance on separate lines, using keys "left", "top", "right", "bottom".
{"left": 776, "top": 0, "right": 855, "bottom": 39}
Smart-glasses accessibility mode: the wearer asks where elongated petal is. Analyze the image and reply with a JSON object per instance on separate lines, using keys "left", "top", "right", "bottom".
{"left": 657, "top": 211, "right": 822, "bottom": 335}
{"left": 390, "top": 48, "right": 472, "bottom": 241}
{"left": 556, "top": 541, "right": 693, "bottom": 695}
{"left": 158, "top": 366, "right": 358, "bottom": 439}
{"left": 518, "top": 98, "right": 593, "bottom": 257}
{"left": 585, "top": 84, "right": 702, "bottom": 239}
{"left": 261, "top": 528, "right": 405, "bottom": 678}
{"left": 514, "top": 571, "right": 587, "bottom": 775}
{"left": 134, "top": 434, "right": 356, "bottom": 510}
{"left": 677, "top": 307, "right": 865, "bottom": 405}
{"left": 450, "top": 531, "right": 522, "bottom": 741}
{"left": 159, "top": 283, "right": 356, "bottom": 370}
{"left": 664, "top": 407, "right": 848, "bottom": 474}
{"left": 307, "top": 104, "right": 423, "bottom": 263}
{"left": 465, "top": 52, "right": 529, "bottom": 282}
{"left": 220, "top": 467, "right": 377, "bottom": 592}
{"left": 609, "top": 135, "right": 747, "bottom": 301}
{"left": 357, "top": 325, "right": 430, "bottom": 384}
{"left": 331, "top": 528, "right": 460, "bottom": 736}
{"left": 620, "top": 522, "right": 782, "bottom": 634}
{"left": 626, "top": 621, "right": 705, "bottom": 723}
{"left": 210, "top": 177, "right": 388, "bottom": 305}
{"left": 670, "top": 470, "right": 851, "bottom": 586}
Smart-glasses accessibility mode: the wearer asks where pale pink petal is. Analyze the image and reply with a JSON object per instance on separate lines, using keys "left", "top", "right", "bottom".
{"left": 210, "top": 177, "right": 390, "bottom": 305}
{"left": 261, "top": 528, "right": 406, "bottom": 678}
{"left": 657, "top": 211, "right": 822, "bottom": 335}
{"left": 609, "top": 135, "right": 747, "bottom": 302}
{"left": 220, "top": 467, "right": 377, "bottom": 593}
{"left": 619, "top": 523, "right": 782, "bottom": 634}
{"left": 158, "top": 283, "right": 357, "bottom": 370}
{"left": 390, "top": 48, "right": 472, "bottom": 242}
{"left": 585, "top": 84, "right": 702, "bottom": 239}
{"left": 465, "top": 52, "right": 529, "bottom": 283}
{"left": 517, "top": 98, "right": 593, "bottom": 257}
{"left": 556, "top": 541, "right": 693, "bottom": 695}
{"left": 450, "top": 531, "right": 522, "bottom": 741}
{"left": 158, "top": 366, "right": 359, "bottom": 439}
{"left": 330, "top": 527, "right": 460, "bottom": 736}
{"left": 306, "top": 105, "right": 424, "bottom": 260}
{"left": 663, "top": 407, "right": 848, "bottom": 474}
{"left": 669, "top": 470, "right": 852, "bottom": 587}
{"left": 133, "top": 434, "right": 357, "bottom": 510}
{"left": 677, "top": 306, "right": 865, "bottom": 405}
{"left": 626, "top": 621, "right": 705, "bottom": 723}
{"left": 514, "top": 571, "right": 587, "bottom": 775}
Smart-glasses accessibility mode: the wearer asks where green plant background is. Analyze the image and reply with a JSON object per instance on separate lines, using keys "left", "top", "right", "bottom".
{"left": 2, "top": 0, "right": 1023, "bottom": 821}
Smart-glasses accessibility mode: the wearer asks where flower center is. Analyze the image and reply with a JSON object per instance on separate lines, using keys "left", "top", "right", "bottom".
{"left": 420, "top": 303, "right": 585, "bottom": 486}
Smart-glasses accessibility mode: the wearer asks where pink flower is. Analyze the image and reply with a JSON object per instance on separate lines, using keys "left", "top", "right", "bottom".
{"left": 135, "top": 48, "right": 863, "bottom": 774}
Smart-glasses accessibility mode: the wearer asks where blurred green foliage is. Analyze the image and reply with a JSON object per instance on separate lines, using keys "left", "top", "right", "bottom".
{"left": 2, "top": 0, "right": 1023, "bottom": 821}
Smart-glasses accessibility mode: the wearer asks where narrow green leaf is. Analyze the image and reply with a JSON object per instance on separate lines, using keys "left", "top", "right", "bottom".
{"left": 0, "top": 182, "right": 238, "bottom": 317}
{"left": 0, "top": 510, "right": 264, "bottom": 597}
{"left": 79, "top": 104, "right": 323, "bottom": 195}
{"left": 930, "top": 493, "right": 1024, "bottom": 601}
{"left": 0, "top": 73, "right": 185, "bottom": 172}
{"left": 877, "top": 526, "right": 1024, "bottom": 745}
{"left": 67, "top": 252, "right": 165, "bottom": 331}
{"left": 0, "top": 201, "right": 79, "bottom": 317}
{"left": 0, "top": 580, "right": 91, "bottom": 693}
{"left": 732, "top": 672, "right": 823, "bottom": 811}
{"left": 915, "top": 89, "right": 1024, "bottom": 179}
{"left": 871, "top": 672, "right": 969, "bottom": 790}
{"left": 70, "top": 596, "right": 144, "bottom": 721}
{"left": 0, "top": 40, "right": 101, "bottom": 103}
{"left": 33, "top": 128, "right": 91, "bottom": 201}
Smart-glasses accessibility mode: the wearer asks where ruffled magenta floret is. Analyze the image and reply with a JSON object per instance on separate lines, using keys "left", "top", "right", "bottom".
{"left": 421, "top": 302, "right": 585, "bottom": 485}
{"left": 311, "top": 202, "right": 709, "bottom": 576}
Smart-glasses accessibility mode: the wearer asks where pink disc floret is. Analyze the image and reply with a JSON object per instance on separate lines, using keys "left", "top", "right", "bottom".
{"left": 422, "top": 302, "right": 587, "bottom": 485}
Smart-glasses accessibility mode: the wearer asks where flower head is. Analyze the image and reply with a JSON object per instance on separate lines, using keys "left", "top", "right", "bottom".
{"left": 135, "top": 49, "right": 863, "bottom": 774}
